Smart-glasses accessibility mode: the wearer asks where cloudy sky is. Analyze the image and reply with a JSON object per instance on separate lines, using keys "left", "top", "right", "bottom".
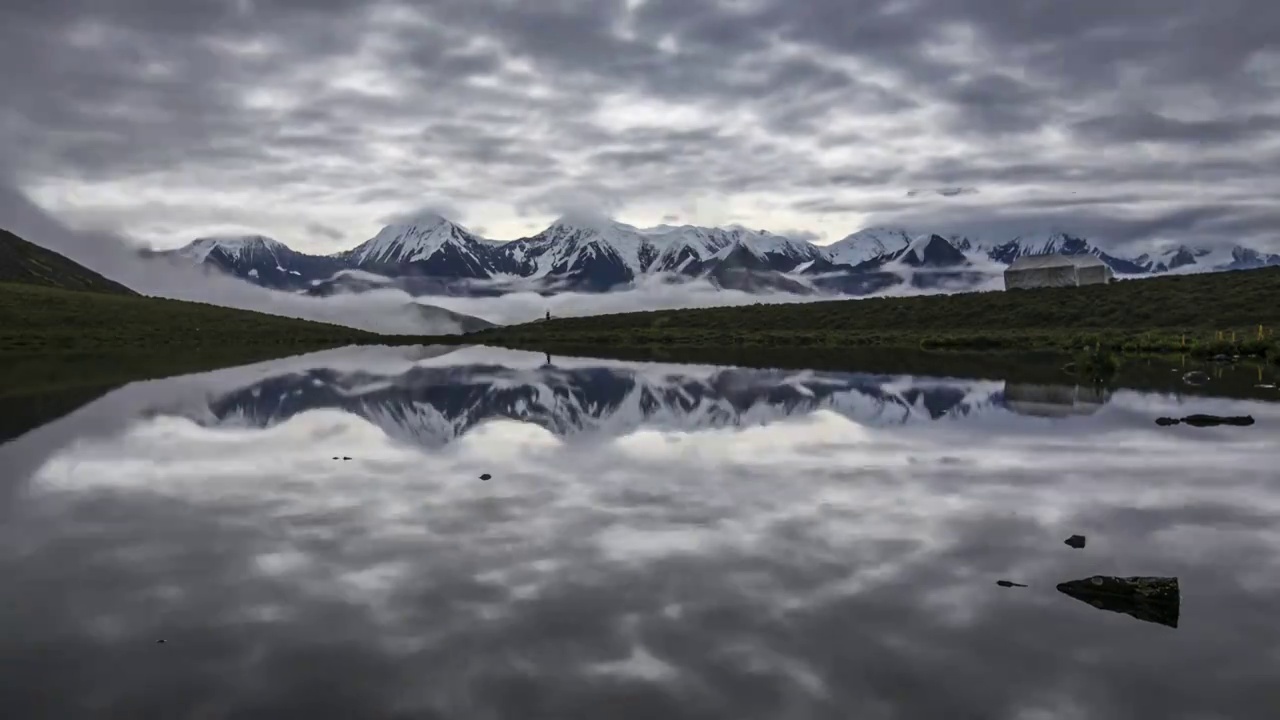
{"left": 2, "top": 0, "right": 1277, "bottom": 254}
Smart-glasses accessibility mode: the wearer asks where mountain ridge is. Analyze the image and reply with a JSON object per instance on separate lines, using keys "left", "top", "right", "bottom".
{"left": 155, "top": 216, "right": 1280, "bottom": 297}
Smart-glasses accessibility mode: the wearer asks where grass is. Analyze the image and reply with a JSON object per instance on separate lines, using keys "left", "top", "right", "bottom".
{"left": 0, "top": 281, "right": 383, "bottom": 356}
{"left": 452, "top": 266, "right": 1280, "bottom": 360}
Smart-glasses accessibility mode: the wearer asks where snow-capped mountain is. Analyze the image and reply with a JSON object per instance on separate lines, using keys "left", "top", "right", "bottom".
{"left": 713, "top": 226, "right": 824, "bottom": 271}
{"left": 170, "top": 234, "right": 347, "bottom": 290}
{"left": 643, "top": 225, "right": 736, "bottom": 273}
{"left": 483, "top": 217, "right": 821, "bottom": 290}
{"left": 893, "top": 233, "right": 971, "bottom": 268}
{"left": 1127, "top": 244, "right": 1280, "bottom": 274}
{"left": 823, "top": 227, "right": 912, "bottom": 267}
{"left": 697, "top": 241, "right": 816, "bottom": 294}
{"left": 491, "top": 216, "right": 656, "bottom": 290}
{"left": 983, "top": 232, "right": 1149, "bottom": 274}
{"left": 336, "top": 212, "right": 495, "bottom": 279}
{"left": 160, "top": 213, "right": 1279, "bottom": 298}
{"left": 194, "top": 357, "right": 1022, "bottom": 449}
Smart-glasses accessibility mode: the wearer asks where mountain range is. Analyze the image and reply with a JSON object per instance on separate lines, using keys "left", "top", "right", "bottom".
{"left": 151, "top": 213, "right": 1280, "bottom": 298}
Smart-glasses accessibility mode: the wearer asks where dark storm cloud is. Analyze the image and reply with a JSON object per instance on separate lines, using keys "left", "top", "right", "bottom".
{"left": 0, "top": 0, "right": 1276, "bottom": 249}
{"left": 863, "top": 202, "right": 1280, "bottom": 253}
{"left": 380, "top": 199, "right": 467, "bottom": 226}
{"left": 1072, "top": 112, "right": 1280, "bottom": 145}
{"left": 305, "top": 222, "right": 345, "bottom": 241}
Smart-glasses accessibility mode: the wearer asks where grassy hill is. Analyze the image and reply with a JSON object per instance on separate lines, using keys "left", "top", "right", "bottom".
{"left": 0, "top": 281, "right": 384, "bottom": 356}
{"left": 0, "top": 228, "right": 137, "bottom": 295}
{"left": 459, "top": 266, "right": 1280, "bottom": 360}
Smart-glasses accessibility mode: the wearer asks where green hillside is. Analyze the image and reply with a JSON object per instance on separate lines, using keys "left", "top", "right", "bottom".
{"left": 458, "top": 266, "right": 1280, "bottom": 359}
{"left": 0, "top": 228, "right": 137, "bottom": 295}
{"left": 0, "top": 281, "right": 382, "bottom": 355}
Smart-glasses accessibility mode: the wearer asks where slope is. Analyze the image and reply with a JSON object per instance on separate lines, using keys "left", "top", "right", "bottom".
{"left": 0, "top": 281, "right": 383, "bottom": 356}
{"left": 457, "top": 267, "right": 1280, "bottom": 355}
{"left": 1, "top": 228, "right": 137, "bottom": 295}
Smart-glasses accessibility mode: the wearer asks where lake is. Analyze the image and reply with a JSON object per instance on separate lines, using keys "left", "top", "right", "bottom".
{"left": 2, "top": 345, "right": 1279, "bottom": 719}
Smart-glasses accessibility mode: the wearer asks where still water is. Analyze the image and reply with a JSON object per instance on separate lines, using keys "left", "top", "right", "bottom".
{"left": 2, "top": 345, "right": 1279, "bottom": 719}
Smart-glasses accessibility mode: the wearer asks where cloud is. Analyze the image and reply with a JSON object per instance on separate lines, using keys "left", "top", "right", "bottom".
{"left": 379, "top": 198, "right": 467, "bottom": 226}
{"left": 0, "top": 0, "right": 1276, "bottom": 252}
{"left": 305, "top": 222, "right": 346, "bottom": 241}
{"left": 907, "top": 187, "right": 980, "bottom": 198}
{"left": 775, "top": 228, "right": 826, "bottom": 243}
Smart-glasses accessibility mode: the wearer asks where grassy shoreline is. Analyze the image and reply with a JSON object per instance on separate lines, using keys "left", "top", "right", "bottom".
{"left": 438, "top": 266, "right": 1280, "bottom": 365}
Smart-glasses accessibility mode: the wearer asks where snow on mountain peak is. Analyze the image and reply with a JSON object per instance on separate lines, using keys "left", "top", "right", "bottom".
{"left": 347, "top": 215, "right": 480, "bottom": 266}
{"left": 179, "top": 234, "right": 286, "bottom": 263}
{"left": 823, "top": 227, "right": 912, "bottom": 266}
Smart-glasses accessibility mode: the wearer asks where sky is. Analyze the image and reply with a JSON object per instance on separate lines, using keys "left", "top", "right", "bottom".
{"left": 2, "top": 0, "right": 1278, "bottom": 255}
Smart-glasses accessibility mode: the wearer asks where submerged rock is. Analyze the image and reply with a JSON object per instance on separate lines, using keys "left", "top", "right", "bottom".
{"left": 996, "top": 580, "right": 1028, "bottom": 588}
{"left": 1056, "top": 575, "right": 1180, "bottom": 628}
{"left": 1064, "top": 534, "right": 1087, "bottom": 549}
{"left": 1156, "top": 414, "right": 1255, "bottom": 427}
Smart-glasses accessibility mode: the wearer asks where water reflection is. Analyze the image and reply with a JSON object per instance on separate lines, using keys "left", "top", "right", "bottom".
{"left": 1004, "top": 382, "right": 1112, "bottom": 418}
{"left": 1, "top": 345, "right": 1279, "bottom": 718}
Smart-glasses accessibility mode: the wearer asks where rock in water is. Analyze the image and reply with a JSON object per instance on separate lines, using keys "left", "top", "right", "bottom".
{"left": 1064, "top": 534, "right": 1086, "bottom": 549}
{"left": 1156, "top": 414, "right": 1254, "bottom": 427}
{"left": 1182, "top": 414, "right": 1253, "bottom": 427}
{"left": 1056, "top": 575, "right": 1180, "bottom": 628}
{"left": 479, "top": 473, "right": 492, "bottom": 481}
{"left": 996, "top": 580, "right": 1028, "bottom": 588}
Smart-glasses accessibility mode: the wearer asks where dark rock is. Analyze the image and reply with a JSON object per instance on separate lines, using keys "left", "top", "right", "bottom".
{"left": 342, "top": 456, "right": 352, "bottom": 460}
{"left": 156, "top": 639, "right": 166, "bottom": 644}
{"left": 479, "top": 473, "right": 492, "bottom": 481}
{"left": 996, "top": 580, "right": 1028, "bottom": 588}
{"left": 1157, "top": 414, "right": 1254, "bottom": 427}
{"left": 1212, "top": 354, "right": 1231, "bottom": 362}
{"left": 1056, "top": 575, "right": 1180, "bottom": 628}
{"left": 1064, "top": 534, "right": 1087, "bottom": 549}
{"left": 1184, "top": 414, "right": 1253, "bottom": 427}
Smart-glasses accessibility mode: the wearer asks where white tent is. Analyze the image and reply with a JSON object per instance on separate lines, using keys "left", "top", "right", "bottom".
{"left": 1004, "top": 254, "right": 1115, "bottom": 290}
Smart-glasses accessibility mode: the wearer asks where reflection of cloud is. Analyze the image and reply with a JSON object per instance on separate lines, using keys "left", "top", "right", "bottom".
{"left": 6, "top": 366, "right": 1280, "bottom": 716}
{"left": 1004, "top": 383, "right": 1113, "bottom": 418}
{"left": 9, "top": 401, "right": 1280, "bottom": 716}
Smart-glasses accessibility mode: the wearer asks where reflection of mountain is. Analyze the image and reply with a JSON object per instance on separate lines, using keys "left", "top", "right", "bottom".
{"left": 1003, "top": 383, "right": 1113, "bottom": 418}
{"left": 199, "top": 361, "right": 1016, "bottom": 448}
